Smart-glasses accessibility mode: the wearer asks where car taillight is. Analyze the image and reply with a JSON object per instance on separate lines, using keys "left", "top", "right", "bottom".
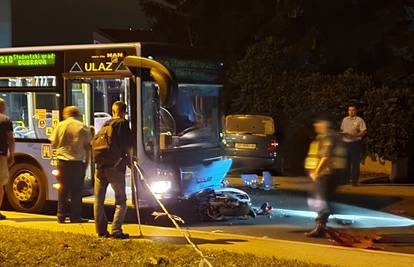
{"left": 267, "top": 139, "right": 279, "bottom": 153}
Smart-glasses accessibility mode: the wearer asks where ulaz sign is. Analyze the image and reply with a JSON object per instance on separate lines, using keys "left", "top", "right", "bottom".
{"left": 83, "top": 52, "right": 125, "bottom": 72}
{"left": 84, "top": 62, "right": 116, "bottom": 72}
{"left": 66, "top": 50, "right": 130, "bottom": 73}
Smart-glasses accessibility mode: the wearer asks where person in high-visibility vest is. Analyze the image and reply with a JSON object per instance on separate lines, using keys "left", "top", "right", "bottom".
{"left": 304, "top": 117, "right": 346, "bottom": 238}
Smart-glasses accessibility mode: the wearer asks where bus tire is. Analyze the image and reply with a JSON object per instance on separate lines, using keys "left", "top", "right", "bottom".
{"left": 5, "top": 163, "right": 47, "bottom": 213}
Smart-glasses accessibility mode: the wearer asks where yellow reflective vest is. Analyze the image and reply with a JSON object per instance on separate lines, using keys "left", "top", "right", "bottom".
{"left": 304, "top": 140, "right": 320, "bottom": 170}
{"left": 304, "top": 134, "right": 346, "bottom": 173}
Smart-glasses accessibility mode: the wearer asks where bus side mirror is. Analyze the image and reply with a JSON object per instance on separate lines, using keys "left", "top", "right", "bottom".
{"left": 124, "top": 56, "right": 175, "bottom": 107}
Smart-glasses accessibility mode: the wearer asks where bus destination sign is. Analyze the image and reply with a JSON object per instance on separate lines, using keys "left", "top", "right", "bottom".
{"left": 0, "top": 53, "right": 56, "bottom": 68}
{"left": 155, "top": 57, "right": 222, "bottom": 83}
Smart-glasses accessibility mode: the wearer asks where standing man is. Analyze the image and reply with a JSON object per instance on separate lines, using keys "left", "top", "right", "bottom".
{"left": 93, "top": 101, "right": 132, "bottom": 239}
{"left": 0, "top": 98, "right": 15, "bottom": 220}
{"left": 50, "top": 106, "right": 92, "bottom": 223}
{"left": 304, "top": 117, "right": 346, "bottom": 237}
{"left": 340, "top": 105, "right": 367, "bottom": 186}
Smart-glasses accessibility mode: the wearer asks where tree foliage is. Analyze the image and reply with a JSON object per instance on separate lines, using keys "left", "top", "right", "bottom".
{"left": 230, "top": 37, "right": 414, "bottom": 165}
{"left": 258, "top": 0, "right": 414, "bottom": 87}
{"left": 364, "top": 87, "right": 414, "bottom": 161}
{"left": 139, "top": 0, "right": 414, "bottom": 167}
{"left": 139, "top": 0, "right": 277, "bottom": 60}
{"left": 139, "top": 0, "right": 414, "bottom": 87}
{"left": 229, "top": 37, "right": 370, "bottom": 127}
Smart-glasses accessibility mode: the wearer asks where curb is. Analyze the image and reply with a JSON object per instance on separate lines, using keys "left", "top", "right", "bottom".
{"left": 1, "top": 211, "right": 414, "bottom": 267}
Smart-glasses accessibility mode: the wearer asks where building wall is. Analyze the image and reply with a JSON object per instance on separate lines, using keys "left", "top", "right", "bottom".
{"left": 0, "top": 0, "right": 12, "bottom": 47}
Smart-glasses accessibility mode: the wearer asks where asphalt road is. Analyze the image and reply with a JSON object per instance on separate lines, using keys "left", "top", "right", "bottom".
{"left": 94, "top": 181, "right": 414, "bottom": 255}
{"left": 9, "top": 177, "right": 414, "bottom": 255}
{"left": 123, "top": 182, "right": 414, "bottom": 255}
{"left": 186, "top": 188, "right": 414, "bottom": 254}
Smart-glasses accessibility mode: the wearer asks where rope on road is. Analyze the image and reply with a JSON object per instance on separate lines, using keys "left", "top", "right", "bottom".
{"left": 133, "top": 161, "right": 213, "bottom": 267}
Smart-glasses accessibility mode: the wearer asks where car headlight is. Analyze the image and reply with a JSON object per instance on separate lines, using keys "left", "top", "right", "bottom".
{"left": 150, "top": 181, "right": 172, "bottom": 194}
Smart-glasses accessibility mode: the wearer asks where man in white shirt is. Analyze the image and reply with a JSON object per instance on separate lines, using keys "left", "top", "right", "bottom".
{"left": 50, "top": 106, "right": 92, "bottom": 223}
{"left": 340, "top": 105, "right": 367, "bottom": 186}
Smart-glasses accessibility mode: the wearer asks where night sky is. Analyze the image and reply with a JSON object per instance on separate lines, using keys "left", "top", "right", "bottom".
{"left": 12, "top": 0, "right": 148, "bottom": 46}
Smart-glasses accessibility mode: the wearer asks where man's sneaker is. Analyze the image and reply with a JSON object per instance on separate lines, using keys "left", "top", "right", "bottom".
{"left": 0, "top": 213, "right": 6, "bottom": 220}
{"left": 57, "top": 216, "right": 66, "bottom": 223}
{"left": 70, "top": 218, "right": 89, "bottom": 223}
{"left": 98, "top": 232, "right": 111, "bottom": 238}
{"left": 112, "top": 232, "right": 130, "bottom": 239}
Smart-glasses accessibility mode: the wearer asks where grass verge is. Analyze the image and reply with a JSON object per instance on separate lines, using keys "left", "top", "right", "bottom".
{"left": 0, "top": 225, "right": 331, "bottom": 266}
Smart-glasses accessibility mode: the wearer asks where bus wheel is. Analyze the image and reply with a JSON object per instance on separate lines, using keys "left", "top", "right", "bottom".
{"left": 6, "top": 163, "right": 47, "bottom": 213}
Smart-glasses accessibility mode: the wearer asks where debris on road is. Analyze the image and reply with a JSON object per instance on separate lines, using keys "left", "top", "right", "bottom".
{"left": 241, "top": 174, "right": 260, "bottom": 189}
{"left": 255, "top": 202, "right": 273, "bottom": 216}
{"left": 323, "top": 226, "right": 382, "bottom": 250}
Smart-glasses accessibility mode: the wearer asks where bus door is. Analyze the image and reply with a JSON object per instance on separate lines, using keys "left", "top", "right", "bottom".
{"left": 66, "top": 80, "right": 93, "bottom": 126}
{"left": 65, "top": 79, "right": 94, "bottom": 191}
{"left": 64, "top": 77, "right": 132, "bottom": 194}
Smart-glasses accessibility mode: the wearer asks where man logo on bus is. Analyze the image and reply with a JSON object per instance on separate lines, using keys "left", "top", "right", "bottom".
{"left": 108, "top": 52, "right": 124, "bottom": 64}
{"left": 107, "top": 52, "right": 124, "bottom": 59}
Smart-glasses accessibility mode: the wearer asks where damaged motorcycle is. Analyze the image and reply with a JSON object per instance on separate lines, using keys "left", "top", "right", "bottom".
{"left": 191, "top": 187, "right": 256, "bottom": 221}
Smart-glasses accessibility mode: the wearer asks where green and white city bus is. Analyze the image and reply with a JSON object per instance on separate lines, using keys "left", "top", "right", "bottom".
{"left": 0, "top": 43, "right": 232, "bottom": 212}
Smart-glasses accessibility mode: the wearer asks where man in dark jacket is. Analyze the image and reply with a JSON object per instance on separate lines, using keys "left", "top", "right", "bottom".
{"left": 94, "top": 101, "right": 132, "bottom": 239}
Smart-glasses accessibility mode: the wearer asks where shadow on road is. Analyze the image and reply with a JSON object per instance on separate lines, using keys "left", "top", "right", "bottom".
{"left": 131, "top": 235, "right": 248, "bottom": 245}
{"left": 378, "top": 233, "right": 414, "bottom": 244}
{"left": 9, "top": 217, "right": 57, "bottom": 223}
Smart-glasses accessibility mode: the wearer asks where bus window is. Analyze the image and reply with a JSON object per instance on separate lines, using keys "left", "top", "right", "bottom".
{"left": 142, "top": 81, "right": 158, "bottom": 157}
{"left": 142, "top": 82, "right": 220, "bottom": 152}
{"left": 67, "top": 81, "right": 92, "bottom": 126}
{"left": 93, "top": 78, "right": 131, "bottom": 131}
{"left": 1, "top": 92, "right": 60, "bottom": 139}
{"left": 170, "top": 84, "right": 220, "bottom": 149}
{"left": 66, "top": 78, "right": 131, "bottom": 133}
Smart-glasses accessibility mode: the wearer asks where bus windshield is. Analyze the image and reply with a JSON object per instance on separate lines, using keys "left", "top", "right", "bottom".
{"left": 142, "top": 82, "right": 220, "bottom": 152}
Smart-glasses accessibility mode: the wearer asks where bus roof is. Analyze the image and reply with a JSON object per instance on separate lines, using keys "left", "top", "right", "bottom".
{"left": 0, "top": 43, "right": 141, "bottom": 53}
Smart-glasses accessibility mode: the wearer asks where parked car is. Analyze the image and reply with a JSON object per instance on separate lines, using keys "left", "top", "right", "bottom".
{"left": 222, "top": 115, "right": 279, "bottom": 174}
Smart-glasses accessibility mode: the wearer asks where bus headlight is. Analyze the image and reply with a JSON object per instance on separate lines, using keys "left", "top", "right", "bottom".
{"left": 150, "top": 181, "right": 172, "bottom": 194}
{"left": 52, "top": 183, "right": 61, "bottom": 190}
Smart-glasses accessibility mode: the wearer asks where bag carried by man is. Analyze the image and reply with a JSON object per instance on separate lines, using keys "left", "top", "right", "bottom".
{"left": 91, "top": 120, "right": 122, "bottom": 166}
